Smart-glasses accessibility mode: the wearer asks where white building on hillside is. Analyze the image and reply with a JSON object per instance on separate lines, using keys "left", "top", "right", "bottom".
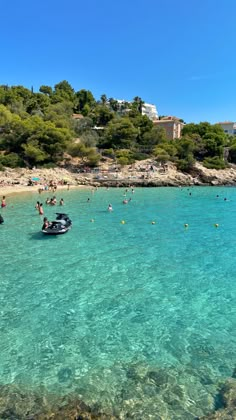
{"left": 141, "top": 103, "right": 158, "bottom": 120}
{"left": 218, "top": 121, "right": 236, "bottom": 135}
{"left": 113, "top": 99, "right": 158, "bottom": 121}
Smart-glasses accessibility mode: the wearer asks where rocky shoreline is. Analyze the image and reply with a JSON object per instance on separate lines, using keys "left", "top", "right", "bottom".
{"left": 1, "top": 161, "right": 236, "bottom": 196}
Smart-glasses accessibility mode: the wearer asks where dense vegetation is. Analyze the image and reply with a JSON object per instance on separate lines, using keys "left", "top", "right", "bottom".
{"left": 0, "top": 81, "right": 234, "bottom": 171}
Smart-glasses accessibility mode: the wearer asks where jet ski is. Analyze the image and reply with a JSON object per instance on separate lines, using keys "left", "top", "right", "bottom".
{"left": 42, "top": 213, "right": 72, "bottom": 235}
{"left": 55, "top": 213, "right": 72, "bottom": 228}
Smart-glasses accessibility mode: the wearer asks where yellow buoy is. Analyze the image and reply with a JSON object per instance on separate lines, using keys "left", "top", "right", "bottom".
{"left": 214, "top": 223, "right": 219, "bottom": 228}
{"left": 121, "top": 220, "right": 126, "bottom": 224}
{"left": 151, "top": 221, "right": 156, "bottom": 225}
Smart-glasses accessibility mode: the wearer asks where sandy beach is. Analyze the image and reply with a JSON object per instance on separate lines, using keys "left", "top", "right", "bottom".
{"left": 0, "top": 183, "right": 87, "bottom": 197}
{"left": 0, "top": 167, "right": 89, "bottom": 197}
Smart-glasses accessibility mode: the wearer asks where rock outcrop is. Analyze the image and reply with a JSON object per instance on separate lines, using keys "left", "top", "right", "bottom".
{"left": 2, "top": 160, "right": 236, "bottom": 191}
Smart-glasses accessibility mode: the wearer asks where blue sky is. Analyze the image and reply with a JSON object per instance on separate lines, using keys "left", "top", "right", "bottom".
{"left": 1, "top": 0, "right": 236, "bottom": 123}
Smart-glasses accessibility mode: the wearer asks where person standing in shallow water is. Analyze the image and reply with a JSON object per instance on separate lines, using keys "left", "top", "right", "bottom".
{"left": 39, "top": 203, "right": 44, "bottom": 215}
{"left": 1, "top": 196, "right": 6, "bottom": 208}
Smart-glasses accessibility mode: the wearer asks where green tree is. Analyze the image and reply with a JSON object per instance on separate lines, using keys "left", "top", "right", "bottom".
{"left": 227, "top": 143, "right": 236, "bottom": 163}
{"left": 176, "top": 137, "right": 195, "bottom": 172}
{"left": 132, "top": 96, "right": 144, "bottom": 114}
{"left": 75, "top": 89, "right": 95, "bottom": 114}
{"left": 39, "top": 85, "right": 53, "bottom": 96}
{"left": 0, "top": 152, "right": 24, "bottom": 168}
{"left": 67, "top": 143, "right": 100, "bottom": 166}
{"left": 130, "top": 114, "right": 153, "bottom": 143}
{"left": 44, "top": 102, "right": 73, "bottom": 129}
{"left": 80, "top": 131, "right": 98, "bottom": 148}
{"left": 92, "top": 105, "right": 114, "bottom": 126}
{"left": 115, "top": 149, "right": 135, "bottom": 165}
{"left": 108, "top": 98, "right": 119, "bottom": 112}
{"left": 22, "top": 141, "right": 49, "bottom": 166}
{"left": 52, "top": 80, "right": 75, "bottom": 103}
{"left": 101, "top": 117, "right": 138, "bottom": 149}
{"left": 0, "top": 104, "right": 12, "bottom": 126}
{"left": 100, "top": 94, "right": 107, "bottom": 105}
{"left": 73, "top": 117, "right": 94, "bottom": 135}
{"left": 142, "top": 126, "right": 167, "bottom": 146}
{"left": 153, "top": 146, "right": 170, "bottom": 163}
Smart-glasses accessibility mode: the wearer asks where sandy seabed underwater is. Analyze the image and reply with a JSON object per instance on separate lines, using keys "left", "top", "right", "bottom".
{"left": 0, "top": 186, "right": 236, "bottom": 418}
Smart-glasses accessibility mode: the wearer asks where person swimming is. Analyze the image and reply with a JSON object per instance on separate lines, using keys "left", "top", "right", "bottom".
{"left": 108, "top": 204, "right": 113, "bottom": 211}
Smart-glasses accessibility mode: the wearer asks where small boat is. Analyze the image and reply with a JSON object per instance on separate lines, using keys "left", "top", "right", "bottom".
{"left": 42, "top": 213, "right": 72, "bottom": 235}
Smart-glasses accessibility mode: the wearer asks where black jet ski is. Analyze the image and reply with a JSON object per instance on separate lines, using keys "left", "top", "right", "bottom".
{"left": 42, "top": 213, "right": 72, "bottom": 235}
{"left": 55, "top": 213, "right": 72, "bottom": 228}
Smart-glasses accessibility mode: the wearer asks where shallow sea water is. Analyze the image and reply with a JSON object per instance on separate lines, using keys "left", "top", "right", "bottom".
{"left": 1, "top": 186, "right": 236, "bottom": 418}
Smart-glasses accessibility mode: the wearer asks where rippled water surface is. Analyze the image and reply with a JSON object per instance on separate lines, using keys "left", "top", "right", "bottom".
{"left": 1, "top": 186, "right": 236, "bottom": 418}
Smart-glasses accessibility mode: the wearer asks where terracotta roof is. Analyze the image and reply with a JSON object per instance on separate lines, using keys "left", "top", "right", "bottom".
{"left": 158, "top": 116, "right": 182, "bottom": 121}
{"left": 217, "top": 121, "right": 234, "bottom": 124}
{"left": 72, "top": 113, "right": 84, "bottom": 119}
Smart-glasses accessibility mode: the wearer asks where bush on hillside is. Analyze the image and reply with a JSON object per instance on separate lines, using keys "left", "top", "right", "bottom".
{"left": 115, "top": 149, "right": 135, "bottom": 165}
{"left": 117, "top": 156, "right": 130, "bottom": 166}
{"left": 176, "top": 156, "right": 195, "bottom": 173}
{"left": 102, "top": 148, "right": 115, "bottom": 158}
{"left": 228, "top": 144, "right": 236, "bottom": 163}
{"left": 132, "top": 152, "right": 150, "bottom": 161}
{"left": 203, "top": 156, "right": 227, "bottom": 169}
{"left": 39, "top": 163, "right": 57, "bottom": 169}
{"left": 0, "top": 153, "right": 25, "bottom": 168}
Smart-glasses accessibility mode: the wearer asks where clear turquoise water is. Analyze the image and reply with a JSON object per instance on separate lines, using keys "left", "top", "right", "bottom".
{"left": 1, "top": 186, "right": 236, "bottom": 418}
